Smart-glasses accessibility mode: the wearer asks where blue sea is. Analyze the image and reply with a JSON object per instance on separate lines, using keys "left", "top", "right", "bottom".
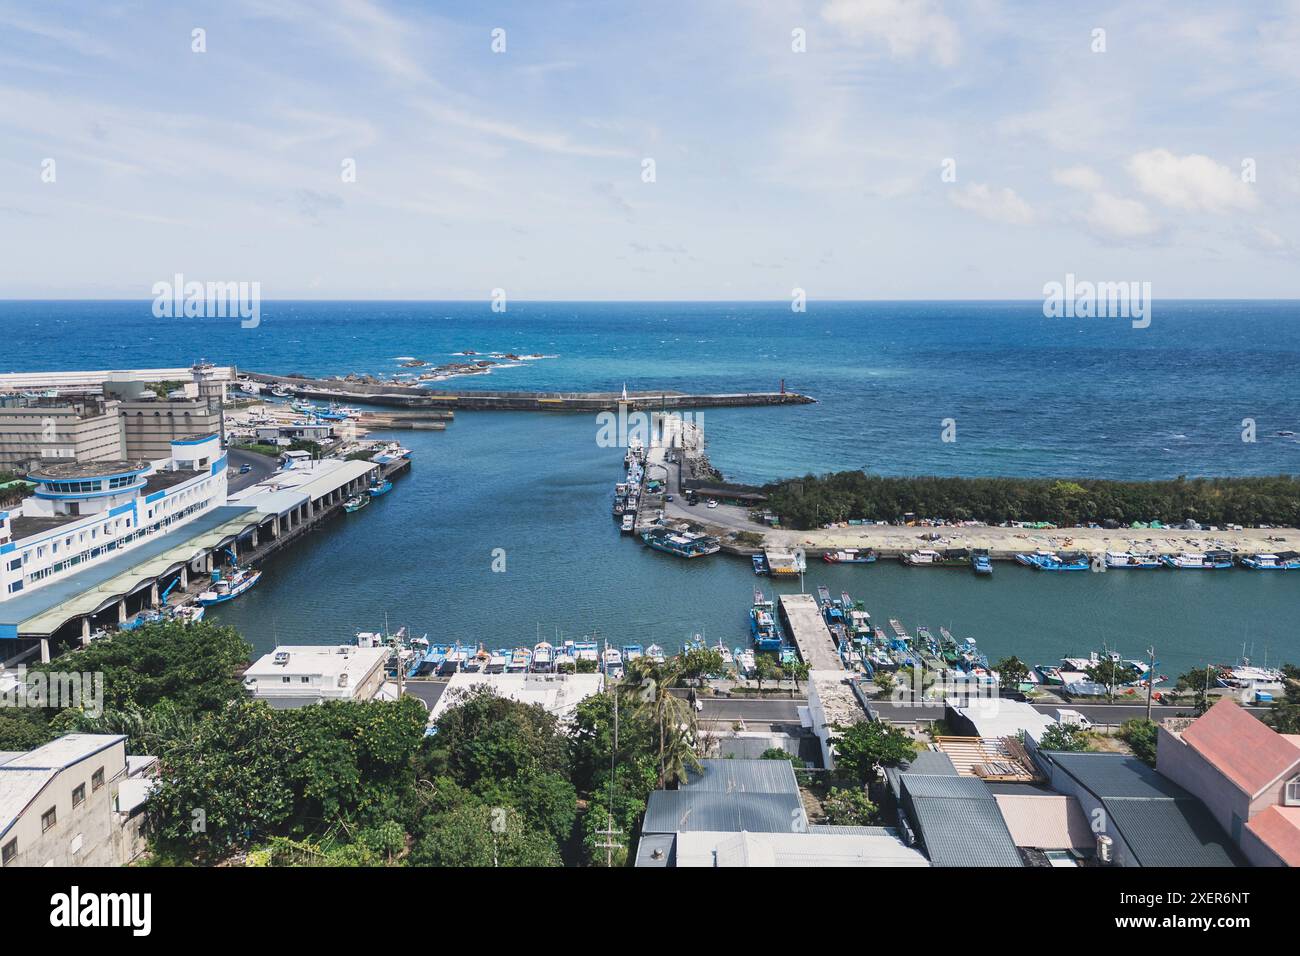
{"left": 3, "top": 300, "right": 1298, "bottom": 677}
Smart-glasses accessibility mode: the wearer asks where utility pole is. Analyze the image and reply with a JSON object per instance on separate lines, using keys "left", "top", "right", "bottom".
{"left": 1144, "top": 645, "right": 1155, "bottom": 722}
{"left": 593, "top": 691, "right": 623, "bottom": 867}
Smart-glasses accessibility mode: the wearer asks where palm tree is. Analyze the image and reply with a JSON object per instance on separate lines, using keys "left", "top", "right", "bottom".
{"left": 619, "top": 655, "right": 700, "bottom": 789}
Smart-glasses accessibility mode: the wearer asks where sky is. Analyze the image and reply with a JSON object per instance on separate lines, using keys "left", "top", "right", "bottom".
{"left": 0, "top": 0, "right": 1298, "bottom": 300}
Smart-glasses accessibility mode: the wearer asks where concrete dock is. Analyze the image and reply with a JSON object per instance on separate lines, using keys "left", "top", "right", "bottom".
{"left": 778, "top": 593, "right": 845, "bottom": 672}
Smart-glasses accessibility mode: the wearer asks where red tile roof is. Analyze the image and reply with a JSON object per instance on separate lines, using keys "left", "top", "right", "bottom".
{"left": 1181, "top": 699, "right": 1300, "bottom": 796}
{"left": 1246, "top": 805, "right": 1300, "bottom": 866}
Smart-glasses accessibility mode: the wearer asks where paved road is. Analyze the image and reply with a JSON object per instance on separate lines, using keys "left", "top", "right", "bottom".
{"left": 226, "top": 446, "right": 276, "bottom": 493}
{"left": 867, "top": 697, "right": 1268, "bottom": 725}
{"left": 694, "top": 697, "right": 804, "bottom": 722}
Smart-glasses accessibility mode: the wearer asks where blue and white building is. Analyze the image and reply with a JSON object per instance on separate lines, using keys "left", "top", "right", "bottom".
{"left": 0, "top": 434, "right": 227, "bottom": 602}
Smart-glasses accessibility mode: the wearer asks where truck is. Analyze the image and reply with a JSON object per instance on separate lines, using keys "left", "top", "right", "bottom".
{"left": 1055, "top": 708, "right": 1093, "bottom": 731}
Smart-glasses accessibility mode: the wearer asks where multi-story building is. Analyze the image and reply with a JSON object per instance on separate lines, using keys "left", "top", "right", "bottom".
{"left": 1157, "top": 698, "right": 1300, "bottom": 866}
{"left": 0, "top": 396, "right": 125, "bottom": 471}
{"left": 242, "top": 644, "right": 389, "bottom": 708}
{"left": 0, "top": 434, "right": 227, "bottom": 605}
{"left": 103, "top": 377, "right": 225, "bottom": 459}
{"left": 0, "top": 733, "right": 157, "bottom": 867}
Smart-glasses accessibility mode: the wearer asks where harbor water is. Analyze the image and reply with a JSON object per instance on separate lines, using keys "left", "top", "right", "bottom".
{"left": 2, "top": 300, "right": 1298, "bottom": 676}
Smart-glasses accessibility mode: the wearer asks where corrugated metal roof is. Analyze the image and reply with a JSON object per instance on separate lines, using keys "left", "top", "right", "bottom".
{"left": 1048, "top": 752, "right": 1243, "bottom": 867}
{"left": 642, "top": 790, "right": 805, "bottom": 834}
{"left": 900, "top": 773, "right": 1024, "bottom": 867}
{"left": 633, "top": 833, "right": 676, "bottom": 867}
{"left": 682, "top": 758, "right": 798, "bottom": 794}
{"left": 886, "top": 750, "right": 959, "bottom": 799}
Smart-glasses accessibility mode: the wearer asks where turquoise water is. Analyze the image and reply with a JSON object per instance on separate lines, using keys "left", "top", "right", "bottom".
{"left": 3, "top": 300, "right": 1298, "bottom": 675}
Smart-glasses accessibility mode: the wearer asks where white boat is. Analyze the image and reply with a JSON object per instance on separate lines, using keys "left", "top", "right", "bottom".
{"left": 197, "top": 566, "right": 262, "bottom": 606}
{"left": 532, "top": 641, "right": 554, "bottom": 670}
{"left": 486, "top": 651, "right": 508, "bottom": 674}
{"left": 621, "top": 513, "right": 636, "bottom": 533}
{"left": 602, "top": 645, "right": 624, "bottom": 679}
{"left": 716, "top": 641, "right": 734, "bottom": 665}
{"left": 901, "top": 549, "right": 940, "bottom": 566}
{"left": 171, "top": 604, "right": 205, "bottom": 625}
{"left": 1104, "top": 550, "right": 1161, "bottom": 569}
{"left": 646, "top": 643, "right": 666, "bottom": 664}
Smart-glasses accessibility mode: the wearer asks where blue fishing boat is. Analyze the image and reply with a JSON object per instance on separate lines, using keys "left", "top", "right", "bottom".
{"left": 1018, "top": 550, "right": 1090, "bottom": 571}
{"left": 822, "top": 548, "right": 877, "bottom": 564}
{"left": 368, "top": 478, "right": 393, "bottom": 497}
{"left": 752, "top": 553, "right": 769, "bottom": 575}
{"left": 343, "top": 493, "right": 369, "bottom": 512}
{"left": 197, "top": 566, "right": 262, "bottom": 606}
{"left": 1240, "top": 551, "right": 1300, "bottom": 570}
{"left": 971, "top": 550, "right": 993, "bottom": 575}
{"left": 749, "top": 590, "right": 784, "bottom": 652}
{"left": 641, "top": 527, "right": 721, "bottom": 558}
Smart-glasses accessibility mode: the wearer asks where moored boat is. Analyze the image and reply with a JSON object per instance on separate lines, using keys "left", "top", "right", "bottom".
{"left": 532, "top": 641, "right": 554, "bottom": 671}
{"left": 1161, "top": 550, "right": 1233, "bottom": 569}
{"left": 1240, "top": 551, "right": 1300, "bottom": 570}
{"left": 343, "top": 493, "right": 369, "bottom": 512}
{"left": 1104, "top": 550, "right": 1161, "bottom": 568}
{"left": 367, "top": 478, "right": 393, "bottom": 497}
{"left": 971, "top": 550, "right": 993, "bottom": 575}
{"left": 197, "top": 566, "right": 262, "bottom": 606}
{"left": 823, "top": 548, "right": 877, "bottom": 564}
{"left": 749, "top": 588, "right": 784, "bottom": 652}
{"left": 641, "top": 527, "right": 721, "bottom": 558}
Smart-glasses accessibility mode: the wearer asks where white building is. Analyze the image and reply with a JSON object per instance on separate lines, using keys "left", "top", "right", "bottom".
{"left": 0, "top": 734, "right": 157, "bottom": 868}
{"left": 0, "top": 434, "right": 227, "bottom": 607}
{"left": 945, "top": 696, "right": 1057, "bottom": 743}
{"left": 243, "top": 644, "right": 389, "bottom": 708}
{"left": 429, "top": 671, "right": 605, "bottom": 724}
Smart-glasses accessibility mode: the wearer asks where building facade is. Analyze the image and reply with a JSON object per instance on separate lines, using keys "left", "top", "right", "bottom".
{"left": 0, "top": 734, "right": 157, "bottom": 867}
{"left": 0, "top": 434, "right": 227, "bottom": 606}
{"left": 243, "top": 644, "right": 389, "bottom": 708}
{"left": 0, "top": 397, "right": 126, "bottom": 471}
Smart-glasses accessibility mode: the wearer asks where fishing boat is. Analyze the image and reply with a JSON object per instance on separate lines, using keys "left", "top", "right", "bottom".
{"left": 601, "top": 645, "right": 624, "bottom": 679}
{"left": 622, "top": 644, "right": 644, "bottom": 664}
{"left": 1240, "top": 551, "right": 1300, "bottom": 570}
{"left": 749, "top": 589, "right": 784, "bottom": 652}
{"left": 901, "top": 548, "right": 940, "bottom": 566}
{"left": 485, "top": 649, "right": 508, "bottom": 674}
{"left": 971, "top": 550, "right": 993, "bottom": 575}
{"left": 734, "top": 648, "right": 756, "bottom": 675}
{"left": 506, "top": 647, "right": 533, "bottom": 673}
{"left": 532, "top": 641, "right": 554, "bottom": 671}
{"left": 290, "top": 399, "right": 316, "bottom": 413}
{"left": 367, "top": 478, "right": 393, "bottom": 497}
{"left": 343, "top": 493, "right": 369, "bottom": 512}
{"left": 1020, "top": 550, "right": 1090, "bottom": 571}
{"left": 715, "top": 641, "right": 733, "bottom": 666}
{"left": 572, "top": 639, "right": 599, "bottom": 663}
{"left": 621, "top": 513, "right": 636, "bottom": 533}
{"left": 171, "top": 604, "right": 205, "bottom": 625}
{"left": 1104, "top": 550, "right": 1161, "bottom": 568}
{"left": 641, "top": 527, "right": 721, "bottom": 558}
{"left": 119, "top": 608, "right": 166, "bottom": 631}
{"left": 439, "top": 644, "right": 471, "bottom": 676}
{"left": 823, "top": 548, "right": 877, "bottom": 564}
{"left": 646, "top": 643, "right": 666, "bottom": 664}
{"left": 752, "top": 553, "right": 769, "bottom": 575}
{"left": 197, "top": 566, "right": 262, "bottom": 606}
{"left": 463, "top": 645, "right": 488, "bottom": 673}
{"left": 1160, "top": 550, "right": 1233, "bottom": 569}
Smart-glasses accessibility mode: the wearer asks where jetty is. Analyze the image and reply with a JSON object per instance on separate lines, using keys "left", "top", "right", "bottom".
{"left": 246, "top": 371, "right": 815, "bottom": 412}
{"left": 778, "top": 593, "right": 845, "bottom": 672}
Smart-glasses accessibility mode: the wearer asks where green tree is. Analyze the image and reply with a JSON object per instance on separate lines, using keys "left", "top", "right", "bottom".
{"left": 1085, "top": 659, "right": 1140, "bottom": 700}
{"left": 1266, "top": 664, "right": 1300, "bottom": 734}
{"left": 679, "top": 647, "right": 725, "bottom": 686}
{"left": 752, "top": 653, "right": 779, "bottom": 695}
{"left": 822, "top": 787, "right": 879, "bottom": 826}
{"left": 1119, "top": 718, "right": 1158, "bottom": 766}
{"left": 785, "top": 661, "right": 810, "bottom": 694}
{"left": 411, "top": 805, "right": 560, "bottom": 867}
{"left": 619, "top": 657, "right": 700, "bottom": 788}
{"left": 830, "top": 720, "right": 916, "bottom": 784}
{"left": 0, "top": 711, "right": 53, "bottom": 750}
{"left": 1175, "top": 666, "right": 1213, "bottom": 715}
{"left": 994, "top": 656, "right": 1030, "bottom": 688}
{"left": 1039, "top": 722, "right": 1090, "bottom": 752}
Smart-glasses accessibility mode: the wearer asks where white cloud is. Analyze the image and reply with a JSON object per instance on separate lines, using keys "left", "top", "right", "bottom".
{"left": 1128, "top": 149, "right": 1257, "bottom": 213}
{"left": 948, "top": 183, "right": 1034, "bottom": 224}
{"left": 1052, "top": 166, "right": 1104, "bottom": 192}
{"left": 1082, "top": 192, "right": 1160, "bottom": 239}
{"left": 820, "top": 0, "right": 960, "bottom": 67}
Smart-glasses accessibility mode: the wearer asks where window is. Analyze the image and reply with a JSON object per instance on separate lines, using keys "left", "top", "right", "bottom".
{"left": 72, "top": 784, "right": 85, "bottom": 808}
{"left": 91, "top": 767, "right": 105, "bottom": 791}
{"left": 41, "top": 806, "right": 56, "bottom": 832}
{"left": 1, "top": 839, "right": 15, "bottom": 866}
{"left": 300, "top": 676, "right": 310, "bottom": 683}
{"left": 1286, "top": 776, "right": 1300, "bottom": 806}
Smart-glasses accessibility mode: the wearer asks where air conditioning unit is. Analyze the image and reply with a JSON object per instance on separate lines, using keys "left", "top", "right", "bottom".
{"left": 1097, "top": 833, "right": 1114, "bottom": 864}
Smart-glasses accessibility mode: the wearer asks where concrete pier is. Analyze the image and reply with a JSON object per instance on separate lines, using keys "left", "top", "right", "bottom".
{"left": 246, "top": 371, "right": 815, "bottom": 412}
{"left": 778, "top": 593, "right": 845, "bottom": 672}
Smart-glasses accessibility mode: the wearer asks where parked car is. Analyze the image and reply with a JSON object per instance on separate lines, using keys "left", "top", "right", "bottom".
{"left": 239, "top": 463, "right": 253, "bottom": 474}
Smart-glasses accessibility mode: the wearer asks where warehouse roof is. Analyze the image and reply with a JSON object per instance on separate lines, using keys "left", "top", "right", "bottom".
{"left": 681, "top": 758, "right": 798, "bottom": 794}
{"left": 899, "top": 773, "right": 1023, "bottom": 867}
{"left": 1047, "top": 752, "right": 1243, "bottom": 867}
